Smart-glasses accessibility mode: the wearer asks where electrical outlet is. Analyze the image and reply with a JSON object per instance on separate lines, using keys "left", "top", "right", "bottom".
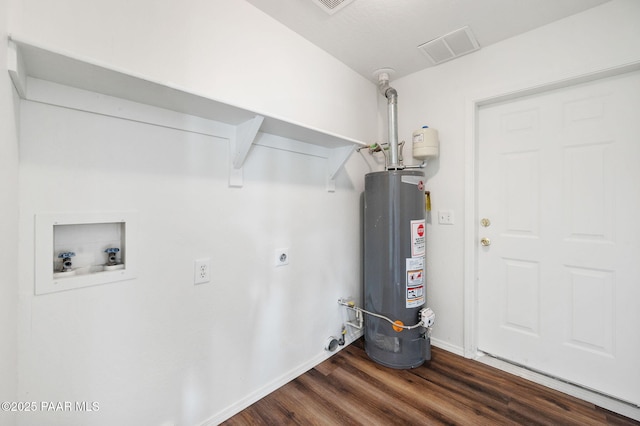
{"left": 194, "top": 258, "right": 211, "bottom": 284}
{"left": 275, "top": 249, "right": 289, "bottom": 267}
{"left": 438, "top": 210, "right": 454, "bottom": 225}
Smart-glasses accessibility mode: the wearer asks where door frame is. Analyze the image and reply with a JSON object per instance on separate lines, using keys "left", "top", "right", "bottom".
{"left": 462, "top": 60, "right": 640, "bottom": 417}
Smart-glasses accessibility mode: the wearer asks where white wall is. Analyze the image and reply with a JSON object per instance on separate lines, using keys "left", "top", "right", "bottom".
{"left": 0, "top": 0, "right": 19, "bottom": 423}
{"left": 18, "top": 99, "right": 369, "bottom": 426}
{"left": 11, "top": 1, "right": 375, "bottom": 425}
{"left": 393, "top": 0, "right": 640, "bottom": 353}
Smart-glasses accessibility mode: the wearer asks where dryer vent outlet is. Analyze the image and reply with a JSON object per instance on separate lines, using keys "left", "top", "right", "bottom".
{"left": 325, "top": 337, "right": 340, "bottom": 352}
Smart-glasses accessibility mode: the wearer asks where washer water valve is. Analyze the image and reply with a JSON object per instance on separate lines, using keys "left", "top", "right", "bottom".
{"left": 58, "top": 252, "right": 76, "bottom": 272}
{"left": 104, "top": 248, "right": 120, "bottom": 266}
{"left": 104, "top": 248, "right": 124, "bottom": 271}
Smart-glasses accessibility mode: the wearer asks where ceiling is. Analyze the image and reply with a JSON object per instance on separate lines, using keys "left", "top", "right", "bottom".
{"left": 245, "top": 0, "right": 611, "bottom": 82}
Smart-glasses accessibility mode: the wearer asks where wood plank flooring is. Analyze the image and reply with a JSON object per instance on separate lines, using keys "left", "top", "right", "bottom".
{"left": 222, "top": 339, "right": 639, "bottom": 425}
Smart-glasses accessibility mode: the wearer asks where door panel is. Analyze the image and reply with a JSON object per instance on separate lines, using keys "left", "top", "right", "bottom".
{"left": 478, "top": 71, "right": 640, "bottom": 405}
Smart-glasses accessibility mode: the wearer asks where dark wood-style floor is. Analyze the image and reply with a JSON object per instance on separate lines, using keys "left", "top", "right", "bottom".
{"left": 223, "top": 338, "right": 639, "bottom": 425}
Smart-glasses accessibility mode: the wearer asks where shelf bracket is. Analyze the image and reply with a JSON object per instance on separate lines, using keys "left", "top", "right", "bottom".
{"left": 7, "top": 40, "right": 27, "bottom": 98}
{"left": 326, "top": 145, "right": 355, "bottom": 192}
{"left": 229, "top": 115, "right": 264, "bottom": 187}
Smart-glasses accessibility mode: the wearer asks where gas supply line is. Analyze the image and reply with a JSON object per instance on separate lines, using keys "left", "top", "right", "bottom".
{"left": 338, "top": 298, "right": 435, "bottom": 332}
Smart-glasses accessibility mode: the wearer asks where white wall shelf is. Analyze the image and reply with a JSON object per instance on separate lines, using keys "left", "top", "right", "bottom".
{"left": 7, "top": 36, "right": 365, "bottom": 191}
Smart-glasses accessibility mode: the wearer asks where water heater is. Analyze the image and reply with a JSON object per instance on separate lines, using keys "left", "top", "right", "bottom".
{"left": 364, "top": 169, "right": 428, "bottom": 369}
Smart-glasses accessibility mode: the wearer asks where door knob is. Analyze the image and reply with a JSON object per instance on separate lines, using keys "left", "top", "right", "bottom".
{"left": 480, "top": 237, "right": 491, "bottom": 246}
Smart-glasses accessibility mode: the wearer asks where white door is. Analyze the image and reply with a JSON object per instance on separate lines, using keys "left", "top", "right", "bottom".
{"left": 477, "top": 71, "right": 640, "bottom": 405}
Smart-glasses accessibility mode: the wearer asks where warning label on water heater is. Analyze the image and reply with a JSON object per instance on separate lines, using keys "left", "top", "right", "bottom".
{"left": 406, "top": 257, "right": 425, "bottom": 308}
{"left": 410, "top": 219, "right": 426, "bottom": 257}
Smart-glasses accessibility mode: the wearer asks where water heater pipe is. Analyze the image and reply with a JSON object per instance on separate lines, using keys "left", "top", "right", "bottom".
{"left": 338, "top": 298, "right": 432, "bottom": 331}
{"left": 377, "top": 72, "right": 400, "bottom": 170}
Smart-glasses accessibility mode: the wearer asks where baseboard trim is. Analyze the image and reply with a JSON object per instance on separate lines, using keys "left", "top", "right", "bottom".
{"left": 431, "top": 338, "right": 464, "bottom": 357}
{"left": 201, "top": 330, "right": 364, "bottom": 425}
{"left": 477, "top": 353, "right": 640, "bottom": 422}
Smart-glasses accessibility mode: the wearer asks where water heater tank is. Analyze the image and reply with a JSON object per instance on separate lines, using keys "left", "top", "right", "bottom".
{"left": 363, "top": 169, "right": 429, "bottom": 369}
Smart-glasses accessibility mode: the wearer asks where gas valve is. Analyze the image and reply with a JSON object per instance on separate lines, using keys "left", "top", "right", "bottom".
{"left": 420, "top": 307, "right": 436, "bottom": 328}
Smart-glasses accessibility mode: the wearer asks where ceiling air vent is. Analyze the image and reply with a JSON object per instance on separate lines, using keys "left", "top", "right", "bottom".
{"left": 418, "top": 26, "right": 480, "bottom": 65}
{"left": 310, "top": 0, "right": 355, "bottom": 15}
